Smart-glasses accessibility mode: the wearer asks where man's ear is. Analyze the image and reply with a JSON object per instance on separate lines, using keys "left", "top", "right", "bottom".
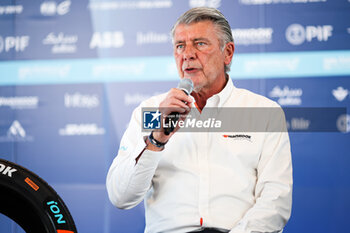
{"left": 224, "top": 42, "right": 235, "bottom": 65}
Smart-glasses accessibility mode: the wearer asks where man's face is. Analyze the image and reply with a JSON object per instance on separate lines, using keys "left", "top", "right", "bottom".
{"left": 173, "top": 21, "right": 233, "bottom": 93}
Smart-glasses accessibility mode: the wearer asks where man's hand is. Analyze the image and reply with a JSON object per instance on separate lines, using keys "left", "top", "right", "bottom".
{"left": 150, "top": 88, "right": 193, "bottom": 148}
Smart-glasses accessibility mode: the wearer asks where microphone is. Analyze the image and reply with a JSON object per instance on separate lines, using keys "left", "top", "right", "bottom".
{"left": 164, "top": 78, "right": 193, "bottom": 135}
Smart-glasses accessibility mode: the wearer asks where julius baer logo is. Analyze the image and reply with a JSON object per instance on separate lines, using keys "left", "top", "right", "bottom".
{"left": 143, "top": 110, "right": 221, "bottom": 130}
{"left": 269, "top": 86, "right": 302, "bottom": 106}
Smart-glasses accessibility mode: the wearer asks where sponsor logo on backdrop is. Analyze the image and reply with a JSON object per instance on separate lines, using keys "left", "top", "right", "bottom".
{"left": 332, "top": 87, "right": 349, "bottom": 102}
{"left": 137, "top": 32, "right": 170, "bottom": 45}
{"left": 337, "top": 114, "right": 350, "bottom": 133}
{"left": 88, "top": 0, "right": 172, "bottom": 10}
{"left": 7, "top": 121, "right": 26, "bottom": 138}
{"left": 64, "top": 93, "right": 99, "bottom": 108}
{"left": 59, "top": 124, "right": 105, "bottom": 136}
{"left": 244, "top": 57, "right": 300, "bottom": 73}
{"left": 286, "top": 24, "right": 333, "bottom": 45}
{"left": 7, "top": 120, "right": 26, "bottom": 138}
{"left": 92, "top": 63, "right": 145, "bottom": 78}
{"left": 189, "top": 0, "right": 221, "bottom": 8}
{"left": 286, "top": 117, "right": 310, "bottom": 131}
{"left": 0, "top": 120, "right": 33, "bottom": 142}
{"left": 232, "top": 28, "right": 273, "bottom": 45}
{"left": 0, "top": 96, "right": 39, "bottom": 109}
{"left": 18, "top": 64, "right": 71, "bottom": 79}
{"left": 124, "top": 92, "right": 162, "bottom": 106}
{"left": 40, "top": 0, "right": 71, "bottom": 16}
{"left": 0, "top": 5, "right": 23, "bottom": 15}
{"left": 323, "top": 55, "right": 350, "bottom": 71}
{"left": 42, "top": 32, "right": 78, "bottom": 54}
{"left": 268, "top": 86, "right": 303, "bottom": 106}
{"left": 239, "top": 0, "right": 326, "bottom": 5}
{"left": 0, "top": 35, "right": 29, "bottom": 53}
{"left": 90, "top": 31, "right": 124, "bottom": 49}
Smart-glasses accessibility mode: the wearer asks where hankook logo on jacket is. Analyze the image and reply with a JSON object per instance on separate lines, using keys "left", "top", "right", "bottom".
{"left": 223, "top": 134, "right": 252, "bottom": 142}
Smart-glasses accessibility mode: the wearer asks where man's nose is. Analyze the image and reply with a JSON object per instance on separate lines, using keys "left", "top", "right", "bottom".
{"left": 183, "top": 45, "right": 196, "bottom": 61}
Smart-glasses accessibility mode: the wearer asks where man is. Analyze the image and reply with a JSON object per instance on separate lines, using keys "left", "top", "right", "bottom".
{"left": 107, "top": 7, "right": 292, "bottom": 233}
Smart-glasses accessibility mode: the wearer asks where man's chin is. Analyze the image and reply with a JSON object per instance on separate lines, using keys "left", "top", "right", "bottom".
{"left": 192, "top": 84, "right": 204, "bottom": 93}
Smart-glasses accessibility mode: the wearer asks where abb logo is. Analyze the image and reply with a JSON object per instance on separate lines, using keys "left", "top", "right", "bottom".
{"left": 90, "top": 31, "right": 124, "bottom": 49}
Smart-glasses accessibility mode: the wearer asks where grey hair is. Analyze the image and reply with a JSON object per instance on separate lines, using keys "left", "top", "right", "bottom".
{"left": 171, "top": 7, "right": 234, "bottom": 73}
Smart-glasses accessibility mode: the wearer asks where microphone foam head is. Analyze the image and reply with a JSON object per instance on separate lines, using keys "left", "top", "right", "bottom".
{"left": 178, "top": 78, "right": 193, "bottom": 95}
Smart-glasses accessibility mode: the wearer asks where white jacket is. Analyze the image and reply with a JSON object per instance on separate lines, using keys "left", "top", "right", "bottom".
{"left": 107, "top": 79, "right": 293, "bottom": 233}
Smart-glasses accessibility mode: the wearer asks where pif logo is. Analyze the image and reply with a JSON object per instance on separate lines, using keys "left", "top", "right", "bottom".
{"left": 337, "top": 114, "right": 350, "bottom": 133}
{"left": 0, "top": 35, "right": 29, "bottom": 53}
{"left": 143, "top": 110, "right": 161, "bottom": 129}
{"left": 286, "top": 24, "right": 333, "bottom": 45}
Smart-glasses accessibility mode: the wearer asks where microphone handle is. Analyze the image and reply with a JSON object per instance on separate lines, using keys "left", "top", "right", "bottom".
{"left": 164, "top": 112, "right": 180, "bottom": 135}
{"left": 163, "top": 90, "right": 189, "bottom": 135}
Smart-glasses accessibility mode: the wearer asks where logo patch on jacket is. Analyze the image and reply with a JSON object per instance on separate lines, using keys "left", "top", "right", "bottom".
{"left": 222, "top": 134, "right": 252, "bottom": 142}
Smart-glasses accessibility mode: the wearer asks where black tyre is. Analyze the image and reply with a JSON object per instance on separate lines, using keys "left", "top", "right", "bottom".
{"left": 0, "top": 159, "right": 77, "bottom": 233}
